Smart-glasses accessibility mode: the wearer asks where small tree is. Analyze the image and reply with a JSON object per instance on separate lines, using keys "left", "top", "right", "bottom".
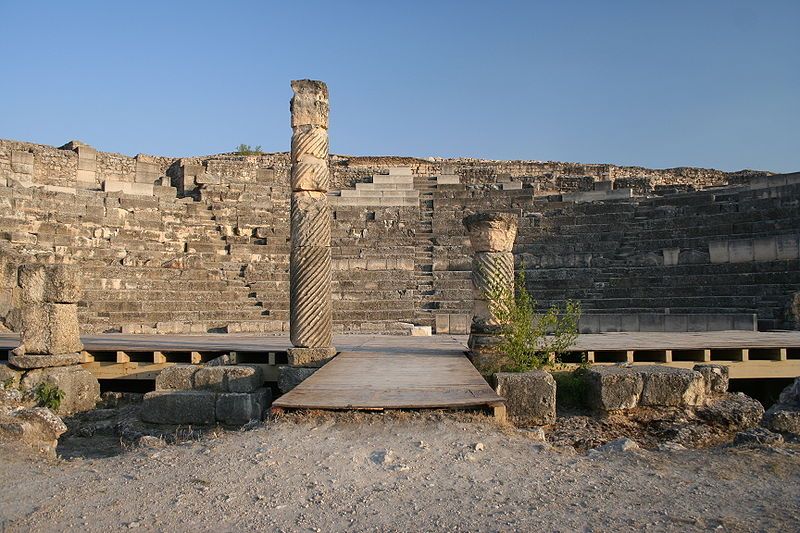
{"left": 236, "top": 144, "right": 263, "bottom": 155}
{"left": 485, "top": 266, "right": 581, "bottom": 372}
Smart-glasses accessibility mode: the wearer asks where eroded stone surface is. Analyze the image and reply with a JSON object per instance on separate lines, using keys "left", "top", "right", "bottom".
{"left": 287, "top": 346, "right": 336, "bottom": 368}
{"left": 20, "top": 303, "right": 83, "bottom": 355}
{"left": 463, "top": 212, "right": 519, "bottom": 253}
{"left": 9, "top": 352, "right": 82, "bottom": 369}
{"left": 492, "top": 371, "right": 556, "bottom": 425}
{"left": 20, "top": 366, "right": 99, "bottom": 415}
{"left": 155, "top": 365, "right": 198, "bottom": 391}
{"left": 693, "top": 364, "right": 729, "bottom": 395}
{"left": 586, "top": 366, "right": 644, "bottom": 411}
{"left": 140, "top": 391, "right": 216, "bottom": 425}
{"left": 639, "top": 366, "right": 705, "bottom": 407}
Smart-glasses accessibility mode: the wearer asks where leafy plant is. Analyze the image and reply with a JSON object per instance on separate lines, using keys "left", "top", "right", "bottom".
{"left": 485, "top": 264, "right": 582, "bottom": 372}
{"left": 35, "top": 382, "right": 65, "bottom": 411}
{"left": 235, "top": 144, "right": 263, "bottom": 156}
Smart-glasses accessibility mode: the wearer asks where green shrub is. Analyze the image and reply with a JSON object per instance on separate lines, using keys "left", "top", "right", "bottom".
{"left": 235, "top": 144, "right": 263, "bottom": 156}
{"left": 486, "top": 266, "right": 582, "bottom": 372}
{"left": 35, "top": 382, "right": 65, "bottom": 411}
{"left": 553, "top": 366, "right": 590, "bottom": 410}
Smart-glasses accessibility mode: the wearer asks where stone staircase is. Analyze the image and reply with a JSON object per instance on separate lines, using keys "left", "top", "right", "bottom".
{"left": 413, "top": 175, "right": 437, "bottom": 327}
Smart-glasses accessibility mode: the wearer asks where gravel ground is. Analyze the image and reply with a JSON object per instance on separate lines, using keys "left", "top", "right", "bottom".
{"left": 1, "top": 411, "right": 799, "bottom": 532}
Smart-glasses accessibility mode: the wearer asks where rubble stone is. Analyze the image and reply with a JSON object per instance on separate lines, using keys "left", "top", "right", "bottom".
{"left": 592, "top": 437, "right": 640, "bottom": 453}
{"left": 762, "top": 377, "right": 800, "bottom": 435}
{"left": 697, "top": 392, "right": 764, "bottom": 431}
{"left": 0, "top": 363, "right": 23, "bottom": 388}
{"left": 0, "top": 407, "right": 67, "bottom": 456}
{"left": 492, "top": 371, "right": 556, "bottom": 425}
{"left": 693, "top": 364, "right": 729, "bottom": 395}
{"left": 734, "top": 427, "right": 784, "bottom": 446}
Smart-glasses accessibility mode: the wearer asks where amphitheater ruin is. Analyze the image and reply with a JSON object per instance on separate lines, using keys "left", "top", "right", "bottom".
{"left": 1, "top": 79, "right": 800, "bottom": 450}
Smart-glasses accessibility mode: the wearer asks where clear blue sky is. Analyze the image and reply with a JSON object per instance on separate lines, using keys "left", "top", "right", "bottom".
{"left": 2, "top": 1, "right": 798, "bottom": 172}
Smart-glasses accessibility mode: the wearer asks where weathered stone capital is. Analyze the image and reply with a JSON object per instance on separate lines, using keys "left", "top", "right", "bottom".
{"left": 290, "top": 79, "right": 329, "bottom": 128}
{"left": 463, "top": 212, "right": 518, "bottom": 253}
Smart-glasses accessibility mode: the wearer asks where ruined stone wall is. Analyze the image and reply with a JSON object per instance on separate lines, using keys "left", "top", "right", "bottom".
{"left": 0, "top": 138, "right": 793, "bottom": 335}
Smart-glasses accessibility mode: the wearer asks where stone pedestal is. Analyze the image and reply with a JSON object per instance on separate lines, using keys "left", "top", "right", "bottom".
{"left": 11, "top": 264, "right": 99, "bottom": 414}
{"left": 463, "top": 213, "right": 518, "bottom": 371}
{"left": 288, "top": 80, "right": 335, "bottom": 365}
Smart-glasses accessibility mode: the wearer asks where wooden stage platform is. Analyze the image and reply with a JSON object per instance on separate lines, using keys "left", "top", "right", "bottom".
{"left": 272, "top": 335, "right": 505, "bottom": 417}
{"left": 2, "top": 330, "right": 800, "bottom": 380}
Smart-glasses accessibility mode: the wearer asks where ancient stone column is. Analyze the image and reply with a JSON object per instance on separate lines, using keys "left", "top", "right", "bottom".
{"left": 10, "top": 264, "right": 84, "bottom": 369}
{"left": 463, "top": 212, "right": 519, "bottom": 369}
{"left": 288, "top": 79, "right": 335, "bottom": 366}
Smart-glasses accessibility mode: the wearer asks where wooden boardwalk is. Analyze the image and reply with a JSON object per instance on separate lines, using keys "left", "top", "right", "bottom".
{"left": 272, "top": 335, "right": 506, "bottom": 418}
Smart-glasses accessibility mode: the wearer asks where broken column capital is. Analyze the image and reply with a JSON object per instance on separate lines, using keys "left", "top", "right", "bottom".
{"left": 463, "top": 212, "right": 519, "bottom": 253}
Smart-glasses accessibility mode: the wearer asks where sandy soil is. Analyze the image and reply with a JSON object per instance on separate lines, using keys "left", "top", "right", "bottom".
{"left": 1, "top": 411, "right": 799, "bottom": 532}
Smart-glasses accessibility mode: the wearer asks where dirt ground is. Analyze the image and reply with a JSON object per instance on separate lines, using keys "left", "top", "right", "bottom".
{"left": 1, "top": 410, "right": 799, "bottom": 532}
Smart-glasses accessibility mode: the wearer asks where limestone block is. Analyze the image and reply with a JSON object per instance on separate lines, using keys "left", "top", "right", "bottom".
{"left": 216, "top": 388, "right": 271, "bottom": 425}
{"left": 155, "top": 365, "right": 198, "bottom": 391}
{"left": 586, "top": 366, "right": 643, "bottom": 411}
{"left": 290, "top": 246, "right": 333, "bottom": 348}
{"left": 44, "top": 264, "right": 82, "bottom": 303}
{"left": 449, "top": 314, "right": 470, "bottom": 335}
{"left": 693, "top": 364, "right": 729, "bottom": 395}
{"left": 224, "top": 365, "right": 264, "bottom": 393}
{"left": 462, "top": 212, "right": 518, "bottom": 253}
{"left": 411, "top": 326, "right": 432, "bottom": 336}
{"left": 10, "top": 150, "right": 33, "bottom": 174}
{"left": 277, "top": 366, "right": 317, "bottom": 394}
{"left": 194, "top": 367, "right": 227, "bottom": 391}
{"left": 291, "top": 191, "right": 331, "bottom": 247}
{"left": 9, "top": 352, "right": 82, "bottom": 369}
{"left": 492, "top": 371, "right": 556, "bottom": 425}
{"left": 776, "top": 235, "right": 799, "bottom": 260}
{"left": 290, "top": 79, "right": 329, "bottom": 128}
{"left": 662, "top": 248, "right": 680, "bottom": 266}
{"left": 20, "top": 366, "right": 99, "bottom": 415}
{"left": 18, "top": 264, "right": 47, "bottom": 304}
{"left": 287, "top": 346, "right": 336, "bottom": 367}
{"left": 753, "top": 237, "right": 777, "bottom": 262}
{"left": 638, "top": 366, "right": 705, "bottom": 407}
{"left": 728, "top": 239, "right": 754, "bottom": 263}
{"left": 256, "top": 168, "right": 275, "bottom": 183}
{"left": 435, "top": 314, "right": 450, "bottom": 334}
{"left": 708, "top": 241, "right": 729, "bottom": 264}
{"left": 140, "top": 391, "right": 216, "bottom": 425}
{"left": 291, "top": 158, "right": 330, "bottom": 192}
{"left": 21, "top": 304, "right": 83, "bottom": 355}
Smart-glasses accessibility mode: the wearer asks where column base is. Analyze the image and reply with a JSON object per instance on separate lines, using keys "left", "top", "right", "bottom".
{"left": 287, "top": 346, "right": 337, "bottom": 368}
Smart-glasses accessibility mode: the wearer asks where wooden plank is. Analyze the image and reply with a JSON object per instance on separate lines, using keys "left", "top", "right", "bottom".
{"left": 273, "top": 336, "right": 503, "bottom": 411}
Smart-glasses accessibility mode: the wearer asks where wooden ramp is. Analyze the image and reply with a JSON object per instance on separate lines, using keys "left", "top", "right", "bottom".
{"left": 272, "top": 336, "right": 505, "bottom": 418}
